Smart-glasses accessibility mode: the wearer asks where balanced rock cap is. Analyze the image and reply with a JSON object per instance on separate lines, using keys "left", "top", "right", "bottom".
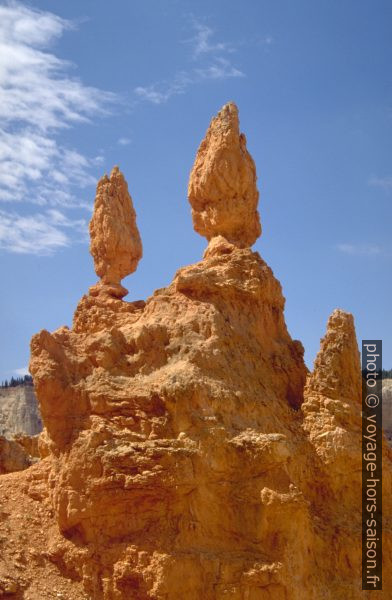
{"left": 188, "top": 102, "right": 261, "bottom": 248}
{"left": 89, "top": 166, "right": 142, "bottom": 288}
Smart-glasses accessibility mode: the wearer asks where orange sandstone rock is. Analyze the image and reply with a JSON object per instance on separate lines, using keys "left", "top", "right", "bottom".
{"left": 1, "top": 105, "right": 391, "bottom": 600}
{"left": 0, "top": 435, "right": 32, "bottom": 474}
{"left": 188, "top": 102, "right": 261, "bottom": 247}
{"left": 304, "top": 309, "right": 361, "bottom": 406}
{"left": 302, "top": 309, "right": 363, "bottom": 502}
{"left": 29, "top": 241, "right": 309, "bottom": 599}
{"left": 302, "top": 310, "right": 392, "bottom": 597}
{"left": 89, "top": 165, "right": 142, "bottom": 297}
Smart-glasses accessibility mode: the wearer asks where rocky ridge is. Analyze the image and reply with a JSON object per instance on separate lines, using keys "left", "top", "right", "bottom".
{"left": 0, "top": 103, "right": 391, "bottom": 599}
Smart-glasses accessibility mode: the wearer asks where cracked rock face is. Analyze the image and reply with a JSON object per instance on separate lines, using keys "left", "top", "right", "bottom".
{"left": 2, "top": 105, "right": 390, "bottom": 600}
{"left": 29, "top": 240, "right": 309, "bottom": 599}
{"left": 188, "top": 102, "right": 261, "bottom": 248}
{"left": 89, "top": 166, "right": 142, "bottom": 296}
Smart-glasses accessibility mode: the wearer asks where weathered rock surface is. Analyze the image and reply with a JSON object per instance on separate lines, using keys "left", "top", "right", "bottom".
{"left": 29, "top": 238, "right": 309, "bottom": 599}
{"left": 89, "top": 165, "right": 142, "bottom": 298}
{"left": 0, "top": 383, "right": 42, "bottom": 438}
{"left": 13, "top": 432, "right": 40, "bottom": 459}
{"left": 302, "top": 311, "right": 392, "bottom": 598}
{"left": 0, "top": 104, "right": 391, "bottom": 599}
{"left": 188, "top": 102, "right": 261, "bottom": 247}
{"left": 0, "top": 463, "right": 86, "bottom": 599}
{"left": 0, "top": 435, "right": 33, "bottom": 474}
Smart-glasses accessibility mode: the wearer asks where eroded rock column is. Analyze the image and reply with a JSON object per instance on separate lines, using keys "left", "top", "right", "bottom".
{"left": 89, "top": 165, "right": 142, "bottom": 298}
{"left": 188, "top": 101, "right": 261, "bottom": 249}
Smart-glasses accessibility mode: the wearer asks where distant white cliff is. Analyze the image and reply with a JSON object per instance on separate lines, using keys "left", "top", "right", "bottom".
{"left": 0, "top": 384, "right": 42, "bottom": 438}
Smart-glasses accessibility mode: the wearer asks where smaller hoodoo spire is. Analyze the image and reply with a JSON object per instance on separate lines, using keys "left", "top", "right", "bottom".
{"left": 305, "top": 308, "right": 361, "bottom": 403}
{"left": 89, "top": 166, "right": 142, "bottom": 298}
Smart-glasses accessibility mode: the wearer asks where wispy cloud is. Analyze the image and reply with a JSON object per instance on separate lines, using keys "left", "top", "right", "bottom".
{"left": 336, "top": 243, "right": 382, "bottom": 257}
{"left": 134, "top": 18, "right": 244, "bottom": 106}
{"left": 253, "top": 34, "right": 274, "bottom": 48}
{"left": 195, "top": 57, "right": 244, "bottom": 80}
{"left": 135, "top": 71, "right": 192, "bottom": 105}
{"left": 189, "top": 21, "right": 231, "bottom": 58}
{"left": 117, "top": 137, "right": 131, "bottom": 146}
{"left": 368, "top": 176, "right": 392, "bottom": 192}
{"left": 0, "top": 2, "right": 115, "bottom": 254}
{"left": 135, "top": 85, "right": 174, "bottom": 105}
{"left": 13, "top": 366, "right": 29, "bottom": 376}
{"left": 0, "top": 208, "right": 87, "bottom": 255}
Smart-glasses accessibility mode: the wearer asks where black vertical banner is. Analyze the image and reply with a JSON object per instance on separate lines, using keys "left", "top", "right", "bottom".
{"left": 362, "top": 340, "right": 382, "bottom": 590}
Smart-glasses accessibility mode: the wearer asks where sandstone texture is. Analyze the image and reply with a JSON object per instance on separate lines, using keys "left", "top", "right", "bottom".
{"left": 89, "top": 165, "right": 142, "bottom": 298}
{"left": 13, "top": 433, "right": 40, "bottom": 459}
{"left": 0, "top": 435, "right": 34, "bottom": 474}
{"left": 0, "top": 104, "right": 391, "bottom": 599}
{"left": 0, "top": 384, "right": 42, "bottom": 438}
{"left": 0, "top": 464, "right": 86, "bottom": 599}
{"left": 302, "top": 311, "right": 392, "bottom": 598}
{"left": 188, "top": 102, "right": 261, "bottom": 247}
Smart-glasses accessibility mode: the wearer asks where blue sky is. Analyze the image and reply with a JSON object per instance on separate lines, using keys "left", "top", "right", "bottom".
{"left": 0, "top": 0, "right": 391, "bottom": 382}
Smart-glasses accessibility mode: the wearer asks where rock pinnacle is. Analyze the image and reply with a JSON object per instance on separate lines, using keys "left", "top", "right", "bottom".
{"left": 89, "top": 166, "right": 142, "bottom": 297}
{"left": 188, "top": 102, "right": 261, "bottom": 248}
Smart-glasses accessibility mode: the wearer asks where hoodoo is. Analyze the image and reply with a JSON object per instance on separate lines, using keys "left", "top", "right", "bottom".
{"left": 0, "top": 104, "right": 391, "bottom": 599}
{"left": 188, "top": 102, "right": 261, "bottom": 248}
{"left": 89, "top": 165, "right": 142, "bottom": 298}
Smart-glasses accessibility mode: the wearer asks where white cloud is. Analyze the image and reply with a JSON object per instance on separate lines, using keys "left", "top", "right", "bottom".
{"left": 0, "top": 2, "right": 115, "bottom": 254}
{"left": 117, "top": 137, "right": 131, "bottom": 146}
{"left": 0, "top": 2, "right": 67, "bottom": 47}
{"left": 135, "top": 19, "right": 244, "bottom": 105}
{"left": 189, "top": 21, "right": 230, "bottom": 58}
{"left": 0, "top": 3, "right": 112, "bottom": 132}
{"left": 336, "top": 243, "right": 382, "bottom": 257}
{"left": 135, "top": 86, "right": 174, "bottom": 105}
{"left": 93, "top": 154, "right": 105, "bottom": 165}
{"left": 135, "top": 60, "right": 243, "bottom": 105}
{"left": 13, "top": 366, "right": 29, "bottom": 376}
{"left": 195, "top": 57, "right": 244, "bottom": 80}
{"left": 369, "top": 176, "right": 392, "bottom": 191}
{"left": 135, "top": 72, "right": 191, "bottom": 105}
{"left": 0, "top": 208, "right": 87, "bottom": 255}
